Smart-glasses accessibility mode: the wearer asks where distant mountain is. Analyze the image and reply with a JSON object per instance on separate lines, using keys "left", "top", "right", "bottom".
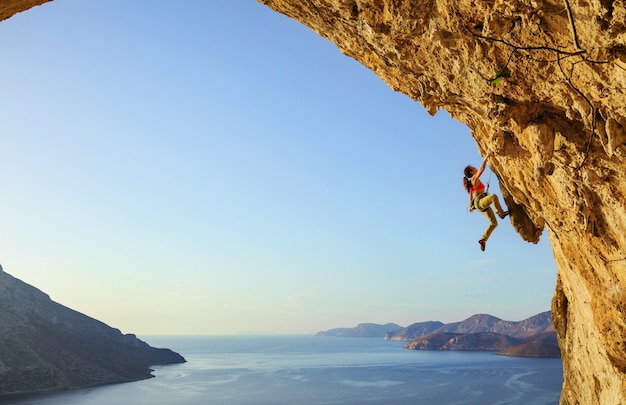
{"left": 387, "top": 312, "right": 553, "bottom": 341}
{"left": 430, "top": 312, "right": 554, "bottom": 338}
{"left": 318, "top": 312, "right": 558, "bottom": 358}
{"left": 316, "top": 323, "right": 403, "bottom": 338}
{"left": 384, "top": 321, "right": 444, "bottom": 341}
{"left": 402, "top": 313, "right": 558, "bottom": 357}
{"left": 430, "top": 314, "right": 502, "bottom": 335}
{"left": 0, "top": 266, "right": 186, "bottom": 396}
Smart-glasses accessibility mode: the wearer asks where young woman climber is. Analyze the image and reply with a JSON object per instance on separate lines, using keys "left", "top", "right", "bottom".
{"left": 463, "top": 151, "right": 509, "bottom": 251}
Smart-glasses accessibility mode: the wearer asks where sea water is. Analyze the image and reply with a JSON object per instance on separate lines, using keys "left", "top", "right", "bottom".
{"left": 3, "top": 336, "right": 563, "bottom": 405}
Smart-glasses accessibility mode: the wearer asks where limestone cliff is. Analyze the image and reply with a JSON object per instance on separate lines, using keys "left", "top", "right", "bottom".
{"left": 3, "top": 1, "right": 626, "bottom": 403}
{"left": 258, "top": 1, "right": 626, "bottom": 404}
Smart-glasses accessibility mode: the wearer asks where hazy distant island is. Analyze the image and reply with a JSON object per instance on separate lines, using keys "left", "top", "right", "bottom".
{"left": 316, "top": 311, "right": 560, "bottom": 358}
{"left": 0, "top": 266, "right": 186, "bottom": 397}
{"left": 315, "top": 322, "right": 404, "bottom": 338}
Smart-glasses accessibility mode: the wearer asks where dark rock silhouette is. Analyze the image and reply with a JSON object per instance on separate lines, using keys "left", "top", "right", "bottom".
{"left": 0, "top": 266, "right": 185, "bottom": 396}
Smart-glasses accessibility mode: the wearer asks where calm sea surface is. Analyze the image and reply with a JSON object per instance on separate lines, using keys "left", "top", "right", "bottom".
{"left": 3, "top": 336, "right": 563, "bottom": 405}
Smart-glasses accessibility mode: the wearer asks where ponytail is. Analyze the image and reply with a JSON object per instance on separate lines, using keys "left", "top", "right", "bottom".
{"left": 462, "top": 177, "right": 472, "bottom": 193}
{"left": 463, "top": 166, "right": 473, "bottom": 193}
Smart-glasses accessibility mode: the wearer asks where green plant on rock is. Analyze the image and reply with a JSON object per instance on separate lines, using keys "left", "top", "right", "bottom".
{"left": 491, "top": 68, "right": 511, "bottom": 86}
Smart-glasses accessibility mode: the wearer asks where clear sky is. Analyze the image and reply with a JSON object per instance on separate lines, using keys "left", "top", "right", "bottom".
{"left": 0, "top": 1, "right": 557, "bottom": 335}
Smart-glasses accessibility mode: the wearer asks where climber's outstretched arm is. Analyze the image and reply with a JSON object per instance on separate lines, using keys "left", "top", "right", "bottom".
{"left": 472, "top": 151, "right": 492, "bottom": 184}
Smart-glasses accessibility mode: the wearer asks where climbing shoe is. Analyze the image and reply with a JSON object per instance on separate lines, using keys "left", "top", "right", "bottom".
{"left": 499, "top": 211, "right": 509, "bottom": 219}
{"left": 479, "top": 239, "right": 486, "bottom": 251}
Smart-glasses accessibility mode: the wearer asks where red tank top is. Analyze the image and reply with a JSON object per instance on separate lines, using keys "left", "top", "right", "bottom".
{"left": 469, "top": 178, "right": 485, "bottom": 198}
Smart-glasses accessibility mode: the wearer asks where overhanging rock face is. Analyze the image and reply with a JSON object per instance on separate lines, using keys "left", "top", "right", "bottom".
{"left": 0, "top": 0, "right": 50, "bottom": 22}
{"left": 3, "top": 1, "right": 626, "bottom": 403}
{"left": 259, "top": 0, "right": 626, "bottom": 404}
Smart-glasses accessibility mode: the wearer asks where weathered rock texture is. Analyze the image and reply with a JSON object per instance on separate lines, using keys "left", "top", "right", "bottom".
{"left": 257, "top": 1, "right": 626, "bottom": 404}
{"left": 3, "top": 1, "right": 626, "bottom": 403}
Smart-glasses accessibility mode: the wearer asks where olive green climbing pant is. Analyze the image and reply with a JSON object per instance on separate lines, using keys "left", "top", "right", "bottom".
{"left": 476, "top": 194, "right": 505, "bottom": 241}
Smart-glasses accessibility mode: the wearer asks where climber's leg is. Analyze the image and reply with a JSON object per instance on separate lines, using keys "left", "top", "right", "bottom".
{"left": 479, "top": 194, "right": 508, "bottom": 218}
{"left": 481, "top": 207, "right": 498, "bottom": 242}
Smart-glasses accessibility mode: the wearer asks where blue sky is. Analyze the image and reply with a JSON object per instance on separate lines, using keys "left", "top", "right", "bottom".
{"left": 0, "top": 1, "right": 557, "bottom": 335}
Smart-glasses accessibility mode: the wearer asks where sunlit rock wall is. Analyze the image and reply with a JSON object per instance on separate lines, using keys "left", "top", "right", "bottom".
{"left": 260, "top": 0, "right": 626, "bottom": 404}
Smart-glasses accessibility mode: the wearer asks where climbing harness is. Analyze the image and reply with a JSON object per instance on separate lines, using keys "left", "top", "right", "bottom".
{"left": 470, "top": 168, "right": 492, "bottom": 213}
{"left": 471, "top": 192, "right": 488, "bottom": 212}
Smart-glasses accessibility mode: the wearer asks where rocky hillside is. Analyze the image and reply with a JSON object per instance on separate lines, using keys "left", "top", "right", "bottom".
{"left": 0, "top": 267, "right": 185, "bottom": 396}
{"left": 406, "top": 330, "right": 560, "bottom": 357}
{"left": 406, "top": 332, "right": 526, "bottom": 352}
{"left": 316, "top": 322, "right": 403, "bottom": 337}
{"left": 497, "top": 331, "right": 562, "bottom": 358}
